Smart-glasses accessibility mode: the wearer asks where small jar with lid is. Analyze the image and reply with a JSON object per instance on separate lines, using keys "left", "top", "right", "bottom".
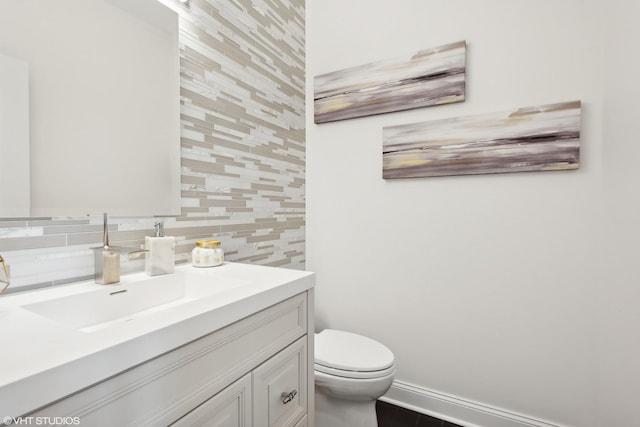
{"left": 192, "top": 240, "right": 224, "bottom": 267}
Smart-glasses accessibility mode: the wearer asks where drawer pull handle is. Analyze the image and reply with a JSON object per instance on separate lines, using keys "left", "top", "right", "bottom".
{"left": 281, "top": 389, "right": 298, "bottom": 404}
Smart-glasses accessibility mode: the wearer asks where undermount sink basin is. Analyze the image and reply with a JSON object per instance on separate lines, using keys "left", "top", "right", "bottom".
{"left": 22, "top": 271, "right": 243, "bottom": 332}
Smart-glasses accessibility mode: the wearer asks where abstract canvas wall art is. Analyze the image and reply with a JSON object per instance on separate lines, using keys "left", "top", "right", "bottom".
{"left": 382, "top": 100, "right": 581, "bottom": 179}
{"left": 313, "top": 41, "right": 466, "bottom": 124}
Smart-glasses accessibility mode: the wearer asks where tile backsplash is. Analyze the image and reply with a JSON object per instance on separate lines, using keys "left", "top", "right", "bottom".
{"left": 0, "top": 0, "right": 305, "bottom": 292}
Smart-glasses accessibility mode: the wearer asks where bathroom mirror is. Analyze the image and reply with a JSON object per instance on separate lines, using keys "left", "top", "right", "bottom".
{"left": 0, "top": 0, "right": 181, "bottom": 217}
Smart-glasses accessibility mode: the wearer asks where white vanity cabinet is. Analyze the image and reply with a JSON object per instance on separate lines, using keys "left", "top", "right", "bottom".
{"left": 252, "top": 337, "right": 307, "bottom": 427}
{"left": 172, "top": 373, "right": 252, "bottom": 426}
{"left": 28, "top": 291, "right": 314, "bottom": 427}
{"left": 175, "top": 337, "right": 307, "bottom": 427}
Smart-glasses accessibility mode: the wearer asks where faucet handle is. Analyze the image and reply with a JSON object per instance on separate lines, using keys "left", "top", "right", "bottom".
{"left": 127, "top": 248, "right": 148, "bottom": 260}
{"left": 102, "top": 212, "right": 110, "bottom": 247}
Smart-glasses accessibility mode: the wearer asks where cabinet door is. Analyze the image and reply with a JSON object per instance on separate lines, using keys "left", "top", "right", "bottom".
{"left": 172, "top": 374, "right": 252, "bottom": 427}
{"left": 253, "top": 337, "right": 307, "bottom": 427}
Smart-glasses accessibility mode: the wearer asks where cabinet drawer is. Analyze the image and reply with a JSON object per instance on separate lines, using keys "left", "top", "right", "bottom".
{"left": 172, "top": 373, "right": 251, "bottom": 427}
{"left": 253, "top": 337, "right": 307, "bottom": 427}
{"left": 30, "top": 293, "right": 307, "bottom": 426}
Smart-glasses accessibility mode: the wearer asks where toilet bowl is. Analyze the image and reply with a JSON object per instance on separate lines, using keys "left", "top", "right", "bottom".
{"left": 314, "top": 329, "right": 396, "bottom": 427}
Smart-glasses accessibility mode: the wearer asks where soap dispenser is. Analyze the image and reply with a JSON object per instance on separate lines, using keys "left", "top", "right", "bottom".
{"left": 145, "top": 222, "right": 175, "bottom": 276}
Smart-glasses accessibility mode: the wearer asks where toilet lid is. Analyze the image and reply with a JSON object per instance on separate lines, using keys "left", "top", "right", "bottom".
{"left": 315, "top": 329, "right": 394, "bottom": 373}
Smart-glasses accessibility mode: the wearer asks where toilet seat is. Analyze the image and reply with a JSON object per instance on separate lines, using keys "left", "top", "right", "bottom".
{"left": 315, "top": 329, "right": 395, "bottom": 379}
{"left": 314, "top": 362, "right": 396, "bottom": 379}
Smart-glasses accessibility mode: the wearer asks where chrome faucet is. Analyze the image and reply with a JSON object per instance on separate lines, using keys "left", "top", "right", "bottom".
{"left": 91, "top": 213, "right": 146, "bottom": 285}
{"left": 0, "top": 253, "right": 9, "bottom": 295}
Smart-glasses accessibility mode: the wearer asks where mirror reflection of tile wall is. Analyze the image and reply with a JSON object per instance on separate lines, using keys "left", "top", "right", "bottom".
{"left": 0, "top": 0, "right": 306, "bottom": 292}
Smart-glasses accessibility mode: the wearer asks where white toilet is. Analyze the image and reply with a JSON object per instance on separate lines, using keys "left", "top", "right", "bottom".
{"left": 314, "top": 329, "right": 396, "bottom": 427}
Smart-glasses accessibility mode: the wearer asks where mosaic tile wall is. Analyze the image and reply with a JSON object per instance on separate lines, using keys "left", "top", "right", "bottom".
{"left": 0, "top": 0, "right": 306, "bottom": 292}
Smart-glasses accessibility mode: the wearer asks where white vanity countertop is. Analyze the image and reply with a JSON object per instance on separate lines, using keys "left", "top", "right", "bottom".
{"left": 0, "top": 262, "right": 314, "bottom": 418}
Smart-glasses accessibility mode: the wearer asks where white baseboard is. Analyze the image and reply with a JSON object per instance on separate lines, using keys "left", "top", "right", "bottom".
{"left": 380, "top": 380, "right": 567, "bottom": 427}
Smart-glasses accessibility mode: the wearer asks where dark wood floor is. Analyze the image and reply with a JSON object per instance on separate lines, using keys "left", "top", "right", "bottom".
{"left": 377, "top": 400, "right": 462, "bottom": 427}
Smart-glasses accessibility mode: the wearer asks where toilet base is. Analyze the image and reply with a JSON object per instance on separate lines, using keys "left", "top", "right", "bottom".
{"left": 315, "top": 390, "right": 378, "bottom": 427}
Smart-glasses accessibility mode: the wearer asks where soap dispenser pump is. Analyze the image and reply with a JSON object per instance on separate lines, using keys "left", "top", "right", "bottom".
{"left": 145, "top": 221, "right": 175, "bottom": 276}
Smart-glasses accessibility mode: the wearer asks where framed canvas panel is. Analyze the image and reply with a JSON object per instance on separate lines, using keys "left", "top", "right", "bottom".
{"left": 383, "top": 101, "right": 581, "bottom": 179}
{"left": 314, "top": 41, "right": 466, "bottom": 124}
